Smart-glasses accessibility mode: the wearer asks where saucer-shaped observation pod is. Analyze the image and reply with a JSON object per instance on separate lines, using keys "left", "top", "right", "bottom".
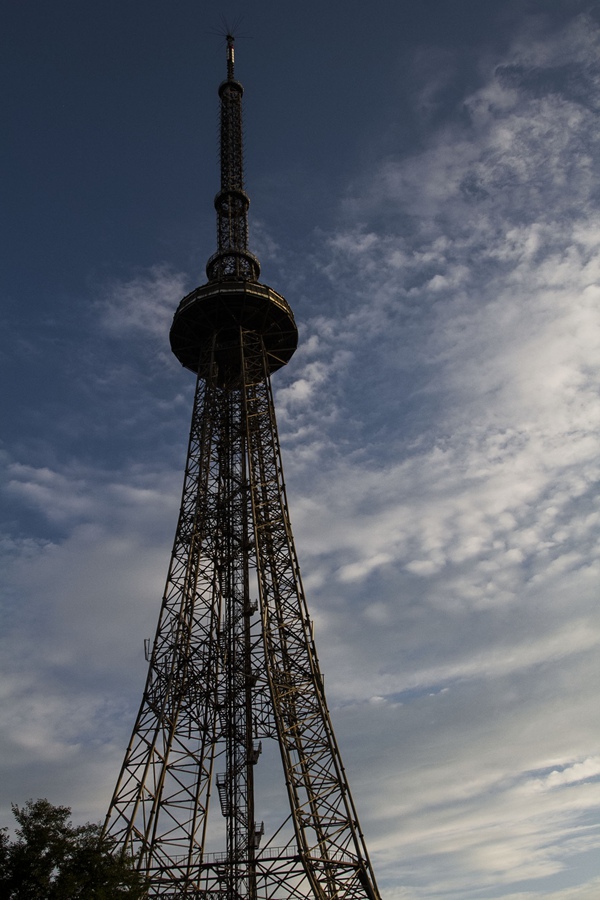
{"left": 169, "top": 279, "right": 298, "bottom": 388}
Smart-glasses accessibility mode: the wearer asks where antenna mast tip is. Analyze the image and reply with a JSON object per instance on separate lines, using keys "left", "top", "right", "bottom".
{"left": 226, "top": 33, "right": 235, "bottom": 78}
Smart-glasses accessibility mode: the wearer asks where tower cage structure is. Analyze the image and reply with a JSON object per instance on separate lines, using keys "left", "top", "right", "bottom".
{"left": 104, "top": 36, "right": 381, "bottom": 900}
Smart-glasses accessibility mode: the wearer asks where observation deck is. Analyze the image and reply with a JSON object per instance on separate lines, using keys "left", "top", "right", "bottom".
{"left": 169, "top": 279, "right": 298, "bottom": 380}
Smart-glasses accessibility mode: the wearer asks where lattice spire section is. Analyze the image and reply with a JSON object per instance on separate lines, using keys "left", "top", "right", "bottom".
{"left": 206, "top": 34, "right": 260, "bottom": 283}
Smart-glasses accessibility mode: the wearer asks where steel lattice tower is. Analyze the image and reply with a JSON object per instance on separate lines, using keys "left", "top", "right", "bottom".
{"left": 104, "top": 37, "right": 381, "bottom": 900}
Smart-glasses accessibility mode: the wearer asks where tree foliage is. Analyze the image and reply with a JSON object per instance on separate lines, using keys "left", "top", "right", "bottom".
{"left": 0, "top": 799, "right": 148, "bottom": 899}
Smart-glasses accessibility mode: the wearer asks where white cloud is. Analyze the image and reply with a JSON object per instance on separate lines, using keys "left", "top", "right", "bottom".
{"left": 266, "top": 14, "right": 600, "bottom": 897}
{"left": 99, "top": 264, "right": 189, "bottom": 341}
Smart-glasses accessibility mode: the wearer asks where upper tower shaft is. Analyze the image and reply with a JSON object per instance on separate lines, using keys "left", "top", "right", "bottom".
{"left": 169, "top": 36, "right": 298, "bottom": 383}
{"left": 206, "top": 35, "right": 260, "bottom": 282}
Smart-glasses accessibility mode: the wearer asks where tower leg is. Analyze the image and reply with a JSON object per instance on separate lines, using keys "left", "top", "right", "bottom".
{"left": 242, "top": 332, "right": 379, "bottom": 900}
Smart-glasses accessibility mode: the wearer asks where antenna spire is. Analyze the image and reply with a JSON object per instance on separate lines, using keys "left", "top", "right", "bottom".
{"left": 226, "top": 33, "right": 235, "bottom": 80}
{"left": 205, "top": 34, "right": 260, "bottom": 282}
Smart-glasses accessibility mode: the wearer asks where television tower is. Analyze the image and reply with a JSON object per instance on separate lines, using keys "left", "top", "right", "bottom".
{"left": 104, "top": 36, "right": 381, "bottom": 900}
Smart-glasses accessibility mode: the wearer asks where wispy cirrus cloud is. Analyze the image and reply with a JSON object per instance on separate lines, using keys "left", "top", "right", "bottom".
{"left": 260, "top": 14, "right": 600, "bottom": 897}
{"left": 99, "top": 264, "right": 189, "bottom": 341}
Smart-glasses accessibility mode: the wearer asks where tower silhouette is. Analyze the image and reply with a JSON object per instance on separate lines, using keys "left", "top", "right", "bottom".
{"left": 104, "top": 37, "right": 380, "bottom": 900}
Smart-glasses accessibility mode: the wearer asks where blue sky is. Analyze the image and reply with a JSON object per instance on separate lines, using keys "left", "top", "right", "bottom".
{"left": 2, "top": 1, "right": 600, "bottom": 898}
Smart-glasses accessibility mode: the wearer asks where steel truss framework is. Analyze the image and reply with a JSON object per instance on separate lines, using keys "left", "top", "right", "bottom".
{"left": 105, "top": 32, "right": 380, "bottom": 900}
{"left": 104, "top": 331, "right": 380, "bottom": 899}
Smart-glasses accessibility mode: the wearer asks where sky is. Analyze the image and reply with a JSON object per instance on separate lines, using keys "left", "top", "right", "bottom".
{"left": 1, "top": 1, "right": 599, "bottom": 897}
